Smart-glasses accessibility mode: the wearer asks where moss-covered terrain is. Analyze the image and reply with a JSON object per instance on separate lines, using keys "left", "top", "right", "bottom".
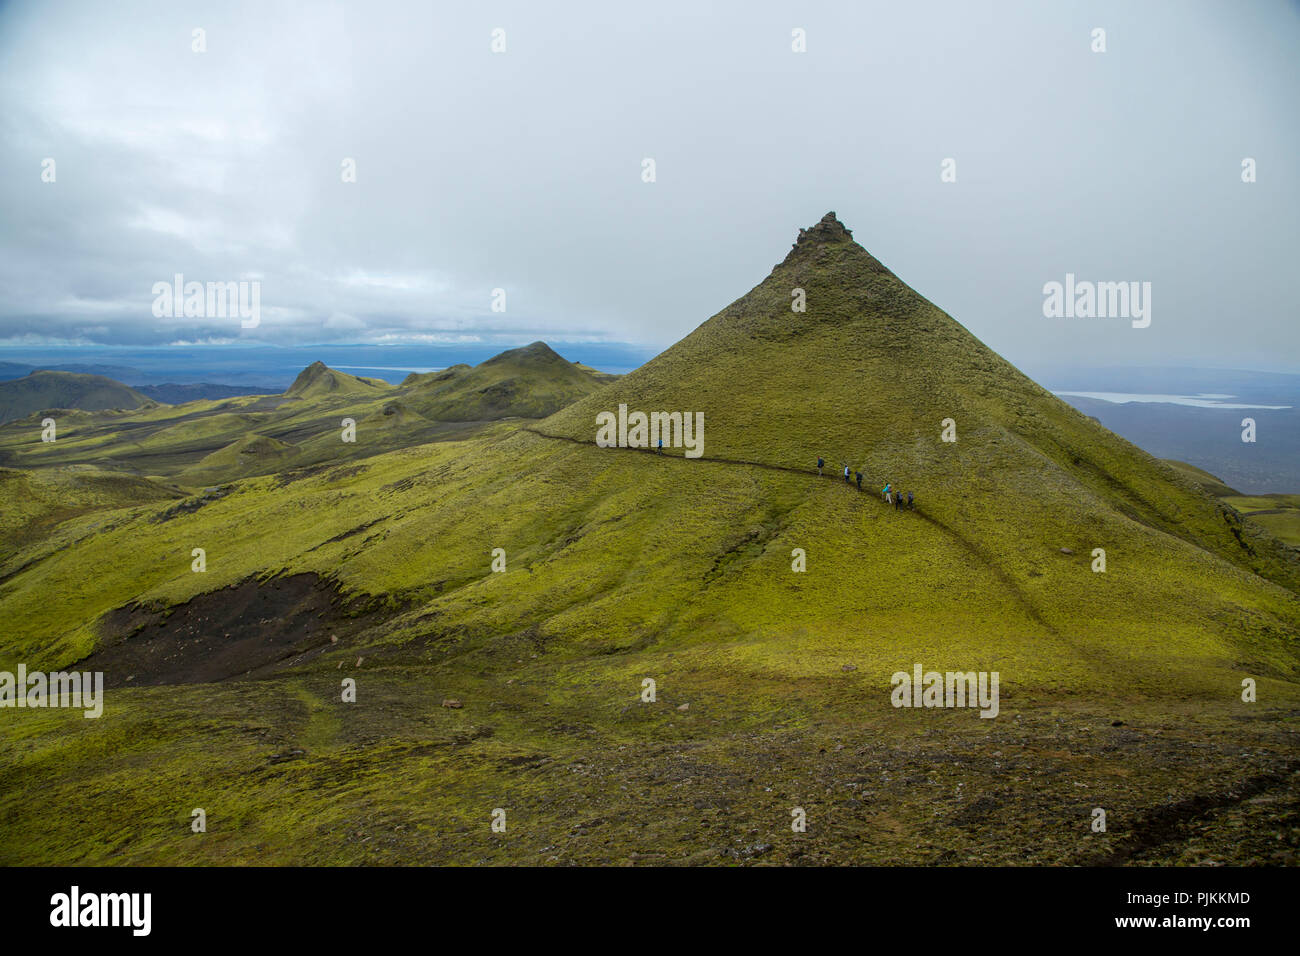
{"left": 1, "top": 214, "right": 1296, "bottom": 866}
{"left": 0, "top": 344, "right": 611, "bottom": 488}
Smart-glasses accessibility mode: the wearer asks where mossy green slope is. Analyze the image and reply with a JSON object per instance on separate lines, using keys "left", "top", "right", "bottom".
{"left": 0, "top": 466, "right": 181, "bottom": 565}
{"left": 402, "top": 341, "right": 608, "bottom": 420}
{"left": 1, "top": 420, "right": 1297, "bottom": 865}
{"left": 0, "top": 370, "right": 152, "bottom": 424}
{"left": 1161, "top": 459, "right": 1241, "bottom": 498}
{"left": 0, "top": 345, "right": 612, "bottom": 488}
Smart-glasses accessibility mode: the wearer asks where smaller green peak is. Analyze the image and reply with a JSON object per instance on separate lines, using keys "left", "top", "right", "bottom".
{"left": 487, "top": 341, "right": 563, "bottom": 365}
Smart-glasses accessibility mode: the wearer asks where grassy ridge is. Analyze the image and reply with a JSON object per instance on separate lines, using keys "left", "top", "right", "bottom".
{"left": 0, "top": 344, "right": 611, "bottom": 488}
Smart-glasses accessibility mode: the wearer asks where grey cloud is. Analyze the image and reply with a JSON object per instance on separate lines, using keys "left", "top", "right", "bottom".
{"left": 0, "top": 0, "right": 1296, "bottom": 369}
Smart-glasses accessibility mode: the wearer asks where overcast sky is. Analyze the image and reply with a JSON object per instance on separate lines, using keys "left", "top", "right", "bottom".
{"left": 1, "top": 0, "right": 1297, "bottom": 371}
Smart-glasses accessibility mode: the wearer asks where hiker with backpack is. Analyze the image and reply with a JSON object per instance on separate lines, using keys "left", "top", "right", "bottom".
{"left": 895, "top": 490, "right": 904, "bottom": 511}
{"left": 817, "top": 456, "right": 824, "bottom": 476}
{"left": 883, "top": 482, "right": 891, "bottom": 505}
{"left": 907, "top": 491, "right": 914, "bottom": 510}
{"left": 843, "top": 464, "right": 851, "bottom": 484}
{"left": 855, "top": 470, "right": 863, "bottom": 491}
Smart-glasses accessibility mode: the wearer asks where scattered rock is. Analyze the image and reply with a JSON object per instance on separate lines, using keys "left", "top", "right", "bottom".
{"left": 841, "top": 664, "right": 858, "bottom": 672}
{"left": 1059, "top": 547, "right": 1075, "bottom": 555}
{"left": 1111, "top": 720, "right": 1125, "bottom": 727}
{"left": 676, "top": 703, "right": 690, "bottom": 712}
{"left": 442, "top": 699, "right": 463, "bottom": 709}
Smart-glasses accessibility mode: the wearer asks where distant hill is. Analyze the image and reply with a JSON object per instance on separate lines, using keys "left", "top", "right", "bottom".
{"left": 135, "top": 383, "right": 265, "bottom": 404}
{"left": 0, "top": 344, "right": 617, "bottom": 484}
{"left": 283, "top": 361, "right": 390, "bottom": 399}
{"left": 0, "top": 361, "right": 142, "bottom": 383}
{"left": 0, "top": 370, "right": 152, "bottom": 425}
{"left": 401, "top": 341, "right": 609, "bottom": 420}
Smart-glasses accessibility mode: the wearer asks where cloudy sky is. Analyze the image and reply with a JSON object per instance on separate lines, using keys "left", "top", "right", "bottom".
{"left": 1, "top": 0, "right": 1297, "bottom": 370}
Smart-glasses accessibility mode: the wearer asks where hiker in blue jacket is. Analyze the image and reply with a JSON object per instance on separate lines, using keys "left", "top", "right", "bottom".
{"left": 817, "top": 456, "right": 824, "bottom": 476}
{"left": 907, "top": 490, "right": 914, "bottom": 510}
{"left": 883, "top": 482, "right": 891, "bottom": 505}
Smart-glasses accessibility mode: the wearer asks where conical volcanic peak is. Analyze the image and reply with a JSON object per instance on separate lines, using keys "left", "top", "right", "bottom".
{"left": 284, "top": 361, "right": 387, "bottom": 398}
{"left": 484, "top": 341, "right": 565, "bottom": 367}
{"left": 536, "top": 210, "right": 1300, "bottom": 594}
{"left": 285, "top": 361, "right": 331, "bottom": 393}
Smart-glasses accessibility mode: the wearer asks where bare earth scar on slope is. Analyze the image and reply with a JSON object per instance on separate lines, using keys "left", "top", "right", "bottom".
{"left": 85, "top": 573, "right": 371, "bottom": 686}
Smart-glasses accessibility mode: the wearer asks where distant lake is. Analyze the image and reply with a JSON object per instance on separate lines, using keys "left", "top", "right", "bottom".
{"left": 1052, "top": 376, "right": 1300, "bottom": 492}
{"left": 1055, "top": 391, "right": 1292, "bottom": 410}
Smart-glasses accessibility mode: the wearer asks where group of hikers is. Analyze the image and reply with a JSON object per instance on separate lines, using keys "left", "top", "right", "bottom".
{"left": 817, "top": 456, "right": 915, "bottom": 511}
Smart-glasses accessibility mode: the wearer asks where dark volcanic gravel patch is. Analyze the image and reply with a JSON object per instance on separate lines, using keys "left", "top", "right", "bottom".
{"left": 84, "top": 572, "right": 363, "bottom": 687}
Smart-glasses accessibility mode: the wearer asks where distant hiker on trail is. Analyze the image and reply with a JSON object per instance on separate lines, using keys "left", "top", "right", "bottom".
{"left": 895, "top": 490, "right": 904, "bottom": 511}
{"left": 855, "top": 470, "right": 863, "bottom": 490}
{"left": 907, "top": 491, "right": 914, "bottom": 510}
{"left": 883, "top": 483, "right": 891, "bottom": 504}
{"left": 657, "top": 438, "right": 664, "bottom": 454}
{"left": 817, "top": 456, "right": 824, "bottom": 476}
{"left": 843, "top": 464, "right": 851, "bottom": 483}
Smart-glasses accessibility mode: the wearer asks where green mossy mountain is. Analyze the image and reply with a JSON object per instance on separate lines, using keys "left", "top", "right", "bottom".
{"left": 0, "top": 343, "right": 613, "bottom": 485}
{"left": 0, "top": 370, "right": 152, "bottom": 424}
{"left": 544, "top": 211, "right": 1298, "bottom": 592}
{"left": 283, "top": 361, "right": 389, "bottom": 399}
{"left": 1, "top": 213, "right": 1297, "bottom": 866}
{"left": 402, "top": 341, "right": 608, "bottom": 420}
